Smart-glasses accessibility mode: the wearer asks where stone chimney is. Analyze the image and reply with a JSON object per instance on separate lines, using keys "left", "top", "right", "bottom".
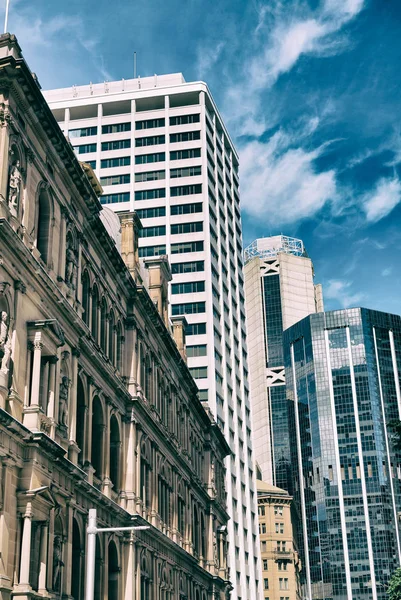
{"left": 171, "top": 315, "right": 188, "bottom": 363}
{"left": 119, "top": 211, "right": 142, "bottom": 284}
{"left": 143, "top": 256, "right": 172, "bottom": 328}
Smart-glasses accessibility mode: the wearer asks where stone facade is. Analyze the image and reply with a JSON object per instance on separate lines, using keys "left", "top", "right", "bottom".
{"left": 0, "top": 34, "right": 230, "bottom": 600}
{"left": 257, "top": 482, "right": 301, "bottom": 600}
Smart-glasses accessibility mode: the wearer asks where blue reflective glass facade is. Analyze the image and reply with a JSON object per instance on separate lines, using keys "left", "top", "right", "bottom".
{"left": 283, "top": 308, "right": 401, "bottom": 600}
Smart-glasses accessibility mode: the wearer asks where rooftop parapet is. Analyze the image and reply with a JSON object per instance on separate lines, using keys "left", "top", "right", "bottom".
{"left": 244, "top": 235, "right": 306, "bottom": 264}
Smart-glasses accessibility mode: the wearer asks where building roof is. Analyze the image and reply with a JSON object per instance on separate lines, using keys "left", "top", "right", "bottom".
{"left": 257, "top": 480, "right": 291, "bottom": 497}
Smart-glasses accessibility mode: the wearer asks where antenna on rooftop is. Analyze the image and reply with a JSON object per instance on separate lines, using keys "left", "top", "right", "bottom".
{"left": 134, "top": 52, "right": 137, "bottom": 78}
{"left": 4, "top": 0, "right": 10, "bottom": 33}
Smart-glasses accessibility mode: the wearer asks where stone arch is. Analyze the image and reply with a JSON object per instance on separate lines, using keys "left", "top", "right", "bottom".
{"left": 108, "top": 538, "right": 119, "bottom": 600}
{"left": 71, "top": 516, "right": 83, "bottom": 600}
{"left": 109, "top": 413, "right": 121, "bottom": 492}
{"left": 76, "top": 375, "right": 87, "bottom": 467}
{"left": 35, "top": 182, "right": 53, "bottom": 265}
{"left": 91, "top": 283, "right": 99, "bottom": 342}
{"left": 116, "top": 320, "right": 123, "bottom": 373}
{"left": 81, "top": 269, "right": 91, "bottom": 327}
{"left": 108, "top": 308, "right": 115, "bottom": 365}
{"left": 91, "top": 395, "right": 105, "bottom": 479}
{"left": 100, "top": 296, "right": 107, "bottom": 354}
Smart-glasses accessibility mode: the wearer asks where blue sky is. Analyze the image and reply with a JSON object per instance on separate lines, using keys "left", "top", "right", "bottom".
{"left": 4, "top": 0, "right": 401, "bottom": 314}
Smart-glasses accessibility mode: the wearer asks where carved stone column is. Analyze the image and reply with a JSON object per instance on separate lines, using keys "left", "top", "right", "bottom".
{"left": 102, "top": 402, "right": 112, "bottom": 498}
{"left": 46, "top": 356, "right": 58, "bottom": 439}
{"left": 68, "top": 348, "right": 80, "bottom": 464}
{"left": 125, "top": 416, "right": 137, "bottom": 514}
{"left": 23, "top": 336, "right": 43, "bottom": 430}
{"left": 124, "top": 533, "right": 136, "bottom": 600}
{"left": 18, "top": 505, "right": 33, "bottom": 588}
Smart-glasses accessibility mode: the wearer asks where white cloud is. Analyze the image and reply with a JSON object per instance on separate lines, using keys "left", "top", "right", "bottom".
{"left": 222, "top": 0, "right": 365, "bottom": 134}
{"left": 363, "top": 177, "right": 401, "bottom": 223}
{"left": 196, "top": 42, "right": 225, "bottom": 79}
{"left": 324, "top": 279, "right": 364, "bottom": 307}
{"left": 239, "top": 130, "right": 336, "bottom": 225}
{"left": 382, "top": 267, "right": 392, "bottom": 277}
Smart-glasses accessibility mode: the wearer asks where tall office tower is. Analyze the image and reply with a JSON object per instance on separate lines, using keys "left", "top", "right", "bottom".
{"left": 244, "top": 236, "right": 323, "bottom": 488}
{"left": 283, "top": 308, "right": 401, "bottom": 600}
{"left": 44, "top": 76, "right": 261, "bottom": 599}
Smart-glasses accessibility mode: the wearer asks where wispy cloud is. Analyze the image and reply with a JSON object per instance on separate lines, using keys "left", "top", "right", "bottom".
{"left": 196, "top": 41, "right": 225, "bottom": 80}
{"left": 240, "top": 128, "right": 336, "bottom": 225}
{"left": 1, "top": 3, "right": 113, "bottom": 82}
{"left": 382, "top": 267, "right": 392, "bottom": 277}
{"left": 325, "top": 278, "right": 365, "bottom": 308}
{"left": 363, "top": 177, "right": 401, "bottom": 223}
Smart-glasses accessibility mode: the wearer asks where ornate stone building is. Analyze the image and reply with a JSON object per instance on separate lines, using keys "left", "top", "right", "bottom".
{"left": 0, "top": 34, "right": 230, "bottom": 600}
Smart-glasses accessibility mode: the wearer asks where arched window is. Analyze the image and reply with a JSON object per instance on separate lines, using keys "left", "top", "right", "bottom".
{"left": 71, "top": 519, "right": 82, "bottom": 600}
{"left": 76, "top": 377, "right": 86, "bottom": 467}
{"left": 100, "top": 298, "right": 107, "bottom": 354}
{"left": 201, "top": 513, "right": 206, "bottom": 559}
{"left": 140, "top": 555, "right": 150, "bottom": 600}
{"left": 116, "top": 321, "right": 123, "bottom": 373}
{"left": 91, "top": 396, "right": 104, "bottom": 479}
{"left": 94, "top": 537, "right": 102, "bottom": 600}
{"left": 36, "top": 186, "right": 52, "bottom": 264}
{"left": 82, "top": 271, "right": 90, "bottom": 326}
{"left": 108, "top": 540, "right": 119, "bottom": 600}
{"left": 193, "top": 505, "right": 200, "bottom": 556}
{"left": 144, "top": 354, "right": 152, "bottom": 401}
{"left": 140, "top": 440, "right": 151, "bottom": 510}
{"left": 158, "top": 463, "right": 170, "bottom": 527}
{"left": 177, "top": 482, "right": 186, "bottom": 538}
{"left": 91, "top": 284, "right": 99, "bottom": 342}
{"left": 109, "top": 415, "right": 121, "bottom": 492}
{"left": 108, "top": 310, "right": 115, "bottom": 364}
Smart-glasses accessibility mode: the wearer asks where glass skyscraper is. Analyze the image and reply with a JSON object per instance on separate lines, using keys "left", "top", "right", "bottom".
{"left": 283, "top": 308, "right": 401, "bottom": 600}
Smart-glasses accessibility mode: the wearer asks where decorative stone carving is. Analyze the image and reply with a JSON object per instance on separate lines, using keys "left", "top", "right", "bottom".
{"left": 52, "top": 535, "right": 64, "bottom": 591}
{"left": 59, "top": 376, "right": 69, "bottom": 427}
{"left": 8, "top": 160, "right": 21, "bottom": 214}
{"left": 65, "top": 234, "right": 78, "bottom": 289}
{"left": 0, "top": 311, "right": 11, "bottom": 375}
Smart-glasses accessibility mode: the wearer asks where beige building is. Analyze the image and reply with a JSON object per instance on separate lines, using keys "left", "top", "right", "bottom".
{"left": 244, "top": 236, "right": 323, "bottom": 488}
{"left": 257, "top": 481, "right": 301, "bottom": 600}
{"left": 0, "top": 33, "right": 231, "bottom": 600}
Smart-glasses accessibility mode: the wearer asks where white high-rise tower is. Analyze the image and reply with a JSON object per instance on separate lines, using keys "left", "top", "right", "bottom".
{"left": 44, "top": 75, "right": 262, "bottom": 599}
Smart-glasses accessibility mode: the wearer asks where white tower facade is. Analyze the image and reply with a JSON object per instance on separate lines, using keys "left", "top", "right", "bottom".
{"left": 244, "top": 236, "right": 323, "bottom": 487}
{"left": 44, "top": 75, "right": 262, "bottom": 599}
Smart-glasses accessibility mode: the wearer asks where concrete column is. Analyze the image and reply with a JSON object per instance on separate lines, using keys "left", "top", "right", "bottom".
{"left": 125, "top": 418, "right": 137, "bottom": 513}
{"left": 19, "top": 505, "right": 33, "bottom": 586}
{"left": 38, "top": 522, "right": 49, "bottom": 593}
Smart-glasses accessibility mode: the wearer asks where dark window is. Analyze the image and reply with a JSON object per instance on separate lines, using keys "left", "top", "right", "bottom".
{"left": 101, "top": 139, "right": 131, "bottom": 151}
{"left": 171, "top": 260, "right": 204, "bottom": 274}
{"left": 102, "top": 122, "right": 131, "bottom": 134}
{"left": 170, "top": 131, "right": 201, "bottom": 143}
{"left": 139, "top": 225, "right": 166, "bottom": 238}
{"left": 101, "top": 156, "right": 130, "bottom": 168}
{"left": 171, "top": 202, "right": 202, "bottom": 215}
{"left": 135, "top": 152, "right": 165, "bottom": 164}
{"left": 101, "top": 192, "right": 130, "bottom": 204}
{"left": 69, "top": 126, "right": 97, "bottom": 137}
{"left": 170, "top": 166, "right": 201, "bottom": 178}
{"left": 100, "top": 174, "right": 130, "bottom": 186}
{"left": 170, "top": 148, "right": 201, "bottom": 160}
{"left": 171, "top": 221, "right": 203, "bottom": 234}
{"left": 136, "top": 118, "right": 165, "bottom": 130}
{"left": 136, "top": 207, "right": 166, "bottom": 219}
{"left": 170, "top": 184, "right": 202, "bottom": 197}
{"left": 74, "top": 143, "right": 97, "bottom": 154}
{"left": 135, "top": 188, "right": 166, "bottom": 200}
{"left": 172, "top": 302, "right": 206, "bottom": 315}
{"left": 186, "top": 322, "right": 206, "bottom": 336}
{"left": 171, "top": 241, "right": 204, "bottom": 254}
{"left": 171, "top": 281, "right": 205, "bottom": 294}
{"left": 135, "top": 135, "right": 165, "bottom": 147}
{"left": 138, "top": 245, "right": 166, "bottom": 257}
{"left": 135, "top": 170, "right": 165, "bottom": 182}
{"left": 170, "top": 114, "right": 200, "bottom": 125}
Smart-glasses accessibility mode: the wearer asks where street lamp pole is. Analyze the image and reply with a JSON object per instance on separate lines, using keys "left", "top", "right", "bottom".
{"left": 85, "top": 508, "right": 149, "bottom": 600}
